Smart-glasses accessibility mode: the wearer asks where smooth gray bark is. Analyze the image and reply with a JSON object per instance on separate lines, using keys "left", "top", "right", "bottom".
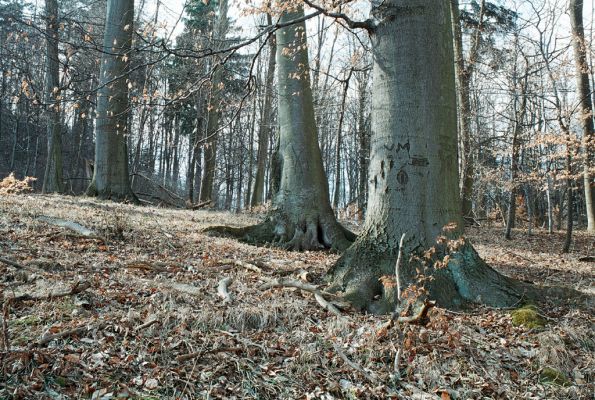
{"left": 87, "top": 0, "right": 136, "bottom": 202}
{"left": 42, "top": 0, "right": 63, "bottom": 194}
{"left": 206, "top": 3, "right": 353, "bottom": 251}
{"left": 329, "top": 0, "right": 532, "bottom": 312}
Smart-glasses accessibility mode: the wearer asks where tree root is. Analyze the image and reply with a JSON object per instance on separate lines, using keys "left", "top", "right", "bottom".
{"left": 329, "top": 238, "right": 588, "bottom": 313}
{"left": 260, "top": 278, "right": 348, "bottom": 316}
{"left": 204, "top": 213, "right": 354, "bottom": 252}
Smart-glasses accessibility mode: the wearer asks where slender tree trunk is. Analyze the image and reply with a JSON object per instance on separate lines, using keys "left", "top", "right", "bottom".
{"left": 42, "top": 0, "right": 63, "bottom": 193}
{"left": 563, "top": 135, "right": 574, "bottom": 253}
{"left": 199, "top": 0, "right": 228, "bottom": 203}
{"left": 356, "top": 72, "right": 369, "bottom": 214}
{"left": 333, "top": 70, "right": 352, "bottom": 212}
{"left": 87, "top": 0, "right": 137, "bottom": 202}
{"left": 251, "top": 16, "right": 276, "bottom": 207}
{"left": 451, "top": 0, "right": 485, "bottom": 219}
{"left": 505, "top": 62, "right": 529, "bottom": 240}
{"left": 546, "top": 171, "right": 555, "bottom": 233}
{"left": 570, "top": 0, "right": 595, "bottom": 232}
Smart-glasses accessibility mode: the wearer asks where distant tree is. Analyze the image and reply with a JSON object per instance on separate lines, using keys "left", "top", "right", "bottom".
{"left": 570, "top": 0, "right": 595, "bottom": 233}
{"left": 41, "top": 0, "right": 63, "bottom": 193}
{"left": 250, "top": 13, "right": 276, "bottom": 208}
{"left": 87, "top": 0, "right": 137, "bottom": 201}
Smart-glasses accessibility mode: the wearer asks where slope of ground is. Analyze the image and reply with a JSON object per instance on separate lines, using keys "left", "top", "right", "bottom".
{"left": 0, "top": 194, "right": 593, "bottom": 399}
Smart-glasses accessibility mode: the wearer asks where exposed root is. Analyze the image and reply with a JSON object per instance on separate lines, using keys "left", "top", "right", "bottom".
{"left": 204, "top": 211, "right": 354, "bottom": 251}
{"left": 328, "top": 238, "right": 587, "bottom": 313}
{"left": 217, "top": 277, "right": 233, "bottom": 304}
{"left": 260, "top": 277, "right": 348, "bottom": 316}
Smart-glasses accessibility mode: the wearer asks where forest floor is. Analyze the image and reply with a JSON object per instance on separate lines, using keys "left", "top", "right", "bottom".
{"left": 0, "top": 193, "right": 593, "bottom": 399}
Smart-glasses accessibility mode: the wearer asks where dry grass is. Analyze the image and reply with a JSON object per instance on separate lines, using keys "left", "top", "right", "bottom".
{"left": 0, "top": 194, "right": 593, "bottom": 399}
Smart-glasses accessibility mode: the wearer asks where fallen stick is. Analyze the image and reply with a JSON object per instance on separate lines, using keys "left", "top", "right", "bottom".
{"left": 7, "top": 281, "right": 91, "bottom": 302}
{"left": 399, "top": 383, "right": 441, "bottom": 400}
{"left": 0, "top": 257, "right": 26, "bottom": 270}
{"left": 395, "top": 300, "right": 436, "bottom": 324}
{"left": 185, "top": 200, "right": 213, "bottom": 210}
{"left": 219, "top": 259, "right": 262, "bottom": 274}
{"left": 125, "top": 261, "right": 168, "bottom": 273}
{"left": 135, "top": 319, "right": 160, "bottom": 331}
{"left": 314, "top": 293, "right": 342, "bottom": 317}
{"left": 395, "top": 233, "right": 406, "bottom": 302}
{"left": 259, "top": 278, "right": 332, "bottom": 297}
{"left": 37, "top": 216, "right": 106, "bottom": 242}
{"left": 176, "top": 346, "right": 242, "bottom": 363}
{"left": 217, "top": 277, "right": 233, "bottom": 304}
{"left": 332, "top": 342, "right": 377, "bottom": 383}
{"left": 129, "top": 276, "right": 202, "bottom": 296}
{"left": 32, "top": 321, "right": 106, "bottom": 348}
{"left": 260, "top": 278, "right": 346, "bottom": 316}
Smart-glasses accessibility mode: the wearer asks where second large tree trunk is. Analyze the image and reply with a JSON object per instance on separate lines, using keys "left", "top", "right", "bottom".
{"left": 206, "top": 3, "right": 353, "bottom": 251}
{"left": 87, "top": 0, "right": 136, "bottom": 202}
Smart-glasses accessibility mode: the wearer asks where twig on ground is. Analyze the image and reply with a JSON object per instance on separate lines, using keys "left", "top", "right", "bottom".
{"left": 0, "top": 257, "right": 26, "bottom": 270}
{"left": 135, "top": 318, "right": 160, "bottom": 331}
{"left": 176, "top": 346, "right": 242, "bottom": 363}
{"left": 219, "top": 258, "right": 263, "bottom": 274}
{"left": 399, "top": 382, "right": 441, "bottom": 400}
{"left": 185, "top": 200, "right": 213, "bottom": 210}
{"left": 395, "top": 233, "right": 406, "bottom": 302}
{"left": 37, "top": 216, "right": 105, "bottom": 243}
{"left": 395, "top": 300, "right": 436, "bottom": 324}
{"left": 7, "top": 281, "right": 91, "bottom": 302}
{"left": 332, "top": 341, "right": 377, "bottom": 383}
{"left": 32, "top": 321, "right": 106, "bottom": 348}
{"left": 129, "top": 276, "right": 202, "bottom": 296}
{"left": 260, "top": 277, "right": 346, "bottom": 316}
{"left": 2, "top": 298, "right": 10, "bottom": 351}
{"left": 314, "top": 293, "right": 343, "bottom": 317}
{"left": 125, "top": 261, "right": 168, "bottom": 273}
{"left": 217, "top": 277, "right": 233, "bottom": 304}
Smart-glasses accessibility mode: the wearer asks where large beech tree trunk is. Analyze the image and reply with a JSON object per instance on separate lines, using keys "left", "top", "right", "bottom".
{"left": 87, "top": 0, "right": 136, "bottom": 202}
{"left": 42, "top": 0, "right": 63, "bottom": 194}
{"left": 570, "top": 0, "right": 595, "bottom": 233}
{"left": 206, "top": 3, "right": 353, "bottom": 251}
{"left": 328, "top": 0, "right": 533, "bottom": 312}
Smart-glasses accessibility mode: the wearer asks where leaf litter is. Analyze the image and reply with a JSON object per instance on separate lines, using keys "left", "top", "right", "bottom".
{"left": 0, "top": 194, "right": 593, "bottom": 399}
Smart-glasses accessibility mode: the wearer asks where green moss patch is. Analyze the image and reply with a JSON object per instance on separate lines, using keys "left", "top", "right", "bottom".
{"left": 511, "top": 305, "right": 546, "bottom": 329}
{"left": 539, "top": 367, "right": 571, "bottom": 386}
